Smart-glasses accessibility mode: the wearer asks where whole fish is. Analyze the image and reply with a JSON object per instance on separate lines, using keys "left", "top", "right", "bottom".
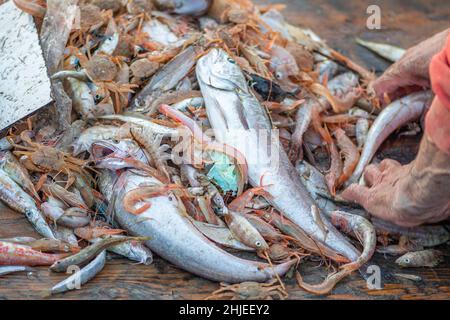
{"left": 0, "top": 169, "right": 54, "bottom": 239}
{"left": 196, "top": 48, "right": 360, "bottom": 262}
{"left": 65, "top": 77, "right": 96, "bottom": 119}
{"left": 110, "top": 170, "right": 295, "bottom": 283}
{"left": 72, "top": 125, "right": 131, "bottom": 156}
{"left": 224, "top": 211, "right": 269, "bottom": 251}
{"left": 191, "top": 220, "right": 255, "bottom": 252}
{"left": 131, "top": 46, "right": 204, "bottom": 113}
{"left": 393, "top": 273, "right": 422, "bottom": 282}
{"left": 3, "top": 238, "right": 77, "bottom": 253}
{"left": 89, "top": 235, "right": 153, "bottom": 265}
{"left": 50, "top": 250, "right": 106, "bottom": 295}
{"left": 0, "top": 151, "right": 39, "bottom": 199}
{"left": 0, "top": 266, "right": 33, "bottom": 276}
{"left": 348, "top": 91, "right": 434, "bottom": 185}
{"left": 0, "top": 241, "right": 66, "bottom": 266}
{"left": 372, "top": 218, "right": 450, "bottom": 247}
{"left": 356, "top": 38, "right": 405, "bottom": 62}
{"left": 396, "top": 250, "right": 443, "bottom": 268}
{"left": 50, "top": 236, "right": 146, "bottom": 272}
{"left": 97, "top": 115, "right": 179, "bottom": 137}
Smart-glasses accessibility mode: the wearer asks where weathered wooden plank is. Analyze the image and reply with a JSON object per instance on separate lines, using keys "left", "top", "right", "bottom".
{"left": 1, "top": 204, "right": 449, "bottom": 300}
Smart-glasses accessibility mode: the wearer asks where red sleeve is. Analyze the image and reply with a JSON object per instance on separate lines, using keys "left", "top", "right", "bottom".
{"left": 425, "top": 33, "right": 450, "bottom": 155}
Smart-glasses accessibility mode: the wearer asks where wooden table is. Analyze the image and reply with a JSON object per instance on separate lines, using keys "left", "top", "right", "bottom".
{"left": 1, "top": 0, "right": 450, "bottom": 300}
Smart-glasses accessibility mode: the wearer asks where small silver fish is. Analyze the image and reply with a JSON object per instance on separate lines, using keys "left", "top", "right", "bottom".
{"left": 356, "top": 38, "right": 405, "bottom": 62}
{"left": 0, "top": 266, "right": 33, "bottom": 276}
{"left": 0, "top": 169, "right": 54, "bottom": 239}
{"left": 50, "top": 250, "right": 106, "bottom": 295}
{"left": 396, "top": 250, "right": 443, "bottom": 268}
{"left": 89, "top": 236, "right": 153, "bottom": 265}
{"left": 393, "top": 273, "right": 422, "bottom": 282}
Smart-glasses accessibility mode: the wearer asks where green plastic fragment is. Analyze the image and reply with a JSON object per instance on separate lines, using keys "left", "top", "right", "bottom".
{"left": 206, "top": 152, "right": 238, "bottom": 194}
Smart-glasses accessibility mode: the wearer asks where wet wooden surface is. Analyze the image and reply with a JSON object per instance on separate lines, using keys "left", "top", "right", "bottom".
{"left": 1, "top": 0, "right": 450, "bottom": 300}
{"left": 1, "top": 207, "right": 449, "bottom": 300}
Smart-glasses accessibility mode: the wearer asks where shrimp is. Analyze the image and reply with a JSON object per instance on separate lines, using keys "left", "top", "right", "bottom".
{"left": 122, "top": 184, "right": 186, "bottom": 215}
{"left": 334, "top": 128, "right": 360, "bottom": 187}
{"left": 130, "top": 126, "right": 172, "bottom": 184}
{"left": 325, "top": 140, "right": 342, "bottom": 196}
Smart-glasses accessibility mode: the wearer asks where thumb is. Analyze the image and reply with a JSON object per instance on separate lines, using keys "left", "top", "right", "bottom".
{"left": 340, "top": 184, "right": 371, "bottom": 208}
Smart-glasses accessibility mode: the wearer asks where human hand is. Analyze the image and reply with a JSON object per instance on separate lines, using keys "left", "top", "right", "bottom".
{"left": 341, "top": 158, "right": 450, "bottom": 227}
{"left": 371, "top": 29, "right": 449, "bottom": 103}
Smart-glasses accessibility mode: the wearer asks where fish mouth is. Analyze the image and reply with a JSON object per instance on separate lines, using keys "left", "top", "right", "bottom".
{"left": 91, "top": 141, "right": 118, "bottom": 161}
{"left": 197, "top": 49, "right": 247, "bottom": 92}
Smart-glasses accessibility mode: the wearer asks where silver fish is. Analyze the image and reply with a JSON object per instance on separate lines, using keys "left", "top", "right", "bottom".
{"left": 196, "top": 48, "right": 360, "bottom": 262}
{"left": 191, "top": 220, "right": 255, "bottom": 252}
{"left": 372, "top": 218, "right": 450, "bottom": 247}
{"left": 0, "top": 151, "right": 38, "bottom": 198}
{"left": 111, "top": 170, "right": 295, "bottom": 283}
{"left": 356, "top": 38, "right": 405, "bottom": 62}
{"left": 395, "top": 249, "right": 443, "bottom": 268}
{"left": 50, "top": 250, "right": 106, "bottom": 295}
{"left": 89, "top": 236, "right": 153, "bottom": 265}
{"left": 0, "top": 266, "right": 33, "bottom": 276}
{"left": 348, "top": 91, "right": 433, "bottom": 185}
{"left": 97, "top": 115, "right": 179, "bottom": 137}
{"left": 65, "top": 77, "right": 96, "bottom": 119}
{"left": 131, "top": 46, "right": 204, "bottom": 113}
{"left": 72, "top": 125, "right": 131, "bottom": 156}
{"left": 0, "top": 169, "right": 54, "bottom": 239}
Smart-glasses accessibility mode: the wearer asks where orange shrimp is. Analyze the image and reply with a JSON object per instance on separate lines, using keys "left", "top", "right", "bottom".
{"left": 74, "top": 226, "right": 125, "bottom": 240}
{"left": 325, "top": 140, "right": 342, "bottom": 196}
{"left": 228, "top": 186, "right": 273, "bottom": 213}
{"left": 334, "top": 128, "right": 360, "bottom": 187}
{"left": 122, "top": 184, "right": 185, "bottom": 215}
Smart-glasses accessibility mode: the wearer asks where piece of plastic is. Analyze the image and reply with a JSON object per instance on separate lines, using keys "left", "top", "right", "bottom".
{"left": 207, "top": 152, "right": 239, "bottom": 194}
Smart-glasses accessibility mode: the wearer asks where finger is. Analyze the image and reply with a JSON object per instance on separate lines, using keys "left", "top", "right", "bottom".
{"left": 379, "top": 159, "right": 402, "bottom": 172}
{"left": 340, "top": 184, "right": 371, "bottom": 208}
{"left": 363, "top": 164, "right": 381, "bottom": 187}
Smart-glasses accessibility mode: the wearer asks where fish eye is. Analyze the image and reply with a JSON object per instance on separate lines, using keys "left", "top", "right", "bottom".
{"left": 94, "top": 94, "right": 103, "bottom": 103}
{"left": 227, "top": 58, "right": 236, "bottom": 64}
{"left": 275, "top": 72, "right": 283, "bottom": 80}
{"left": 404, "top": 258, "right": 410, "bottom": 263}
{"left": 255, "top": 241, "right": 262, "bottom": 247}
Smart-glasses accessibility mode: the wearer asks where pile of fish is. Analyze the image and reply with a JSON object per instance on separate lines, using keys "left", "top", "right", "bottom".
{"left": 0, "top": 0, "right": 448, "bottom": 299}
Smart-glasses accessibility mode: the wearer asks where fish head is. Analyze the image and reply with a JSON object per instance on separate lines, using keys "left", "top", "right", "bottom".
{"left": 255, "top": 238, "right": 269, "bottom": 251}
{"left": 395, "top": 254, "right": 413, "bottom": 267}
{"left": 91, "top": 139, "right": 147, "bottom": 170}
{"left": 197, "top": 48, "right": 248, "bottom": 93}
